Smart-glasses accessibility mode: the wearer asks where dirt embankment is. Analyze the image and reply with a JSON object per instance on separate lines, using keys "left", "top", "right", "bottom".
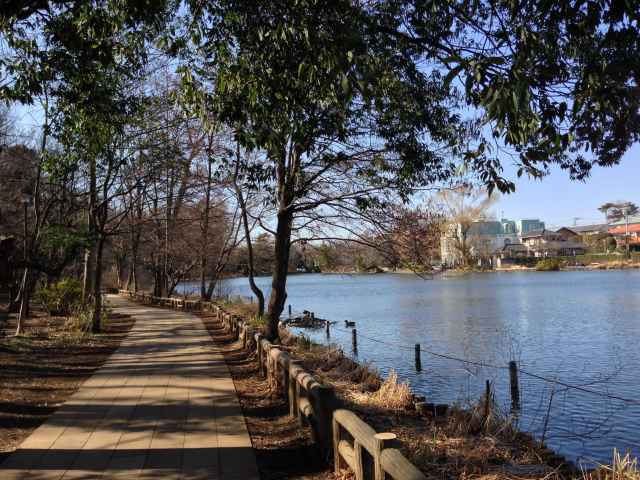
{"left": 0, "top": 306, "right": 135, "bottom": 461}
{"left": 201, "top": 304, "right": 576, "bottom": 480}
{"left": 199, "top": 310, "right": 338, "bottom": 479}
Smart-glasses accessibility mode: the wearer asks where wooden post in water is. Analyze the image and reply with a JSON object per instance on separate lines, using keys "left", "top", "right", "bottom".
{"left": 414, "top": 344, "right": 422, "bottom": 372}
{"left": 509, "top": 361, "right": 520, "bottom": 409}
{"left": 288, "top": 304, "right": 292, "bottom": 318}
{"left": 325, "top": 320, "right": 330, "bottom": 337}
{"left": 352, "top": 329, "right": 357, "bottom": 353}
{"left": 484, "top": 380, "right": 491, "bottom": 423}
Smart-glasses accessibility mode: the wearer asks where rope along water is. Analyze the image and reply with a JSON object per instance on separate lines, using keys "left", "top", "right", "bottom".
{"left": 327, "top": 325, "right": 640, "bottom": 406}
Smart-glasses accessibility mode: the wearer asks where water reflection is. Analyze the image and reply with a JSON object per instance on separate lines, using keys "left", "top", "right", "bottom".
{"left": 180, "top": 270, "right": 640, "bottom": 465}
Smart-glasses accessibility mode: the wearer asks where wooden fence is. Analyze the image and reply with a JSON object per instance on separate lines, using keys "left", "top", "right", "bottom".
{"left": 117, "top": 290, "right": 426, "bottom": 480}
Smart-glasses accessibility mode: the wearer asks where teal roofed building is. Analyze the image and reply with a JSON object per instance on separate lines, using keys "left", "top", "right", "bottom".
{"left": 469, "top": 220, "right": 503, "bottom": 235}
{"left": 501, "top": 219, "right": 517, "bottom": 234}
{"left": 516, "top": 219, "right": 545, "bottom": 234}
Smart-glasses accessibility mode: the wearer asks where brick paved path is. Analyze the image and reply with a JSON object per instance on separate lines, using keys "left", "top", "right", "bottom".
{"left": 0, "top": 295, "right": 259, "bottom": 480}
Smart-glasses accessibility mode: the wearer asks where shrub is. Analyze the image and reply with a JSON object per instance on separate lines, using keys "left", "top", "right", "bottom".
{"left": 511, "top": 257, "right": 538, "bottom": 267}
{"left": 557, "top": 252, "right": 640, "bottom": 264}
{"left": 369, "top": 370, "right": 413, "bottom": 411}
{"left": 296, "top": 334, "right": 313, "bottom": 351}
{"left": 37, "top": 278, "right": 83, "bottom": 316}
{"left": 535, "top": 258, "right": 562, "bottom": 271}
{"left": 583, "top": 449, "right": 639, "bottom": 480}
{"left": 64, "top": 305, "right": 93, "bottom": 335}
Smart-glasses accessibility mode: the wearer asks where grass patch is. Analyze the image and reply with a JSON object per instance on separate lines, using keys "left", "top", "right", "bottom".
{"left": 365, "top": 369, "right": 413, "bottom": 411}
{"left": 584, "top": 450, "right": 639, "bottom": 480}
{"left": 536, "top": 258, "right": 563, "bottom": 271}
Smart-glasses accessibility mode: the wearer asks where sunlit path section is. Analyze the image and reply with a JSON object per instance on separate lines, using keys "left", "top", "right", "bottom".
{"left": 0, "top": 295, "right": 258, "bottom": 480}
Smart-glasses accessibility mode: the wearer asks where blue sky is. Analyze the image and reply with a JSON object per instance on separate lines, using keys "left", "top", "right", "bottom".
{"left": 495, "top": 143, "right": 640, "bottom": 229}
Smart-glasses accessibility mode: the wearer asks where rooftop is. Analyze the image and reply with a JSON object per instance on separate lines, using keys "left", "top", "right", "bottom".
{"left": 609, "top": 215, "right": 640, "bottom": 226}
{"left": 520, "top": 229, "right": 547, "bottom": 238}
{"left": 571, "top": 224, "right": 608, "bottom": 233}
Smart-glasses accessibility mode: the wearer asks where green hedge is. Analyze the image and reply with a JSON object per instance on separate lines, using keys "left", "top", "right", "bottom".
{"left": 510, "top": 257, "right": 538, "bottom": 267}
{"left": 557, "top": 253, "right": 640, "bottom": 264}
{"left": 36, "top": 278, "right": 83, "bottom": 316}
{"left": 536, "top": 258, "right": 562, "bottom": 271}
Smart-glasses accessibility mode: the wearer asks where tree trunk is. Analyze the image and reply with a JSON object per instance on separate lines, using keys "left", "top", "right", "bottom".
{"left": 153, "top": 268, "right": 163, "bottom": 297}
{"left": 92, "top": 235, "right": 105, "bottom": 333}
{"left": 15, "top": 268, "right": 30, "bottom": 335}
{"left": 8, "top": 282, "right": 19, "bottom": 313}
{"left": 232, "top": 141, "right": 265, "bottom": 316}
{"left": 83, "top": 158, "right": 97, "bottom": 302}
{"left": 82, "top": 247, "right": 93, "bottom": 300}
{"left": 200, "top": 258, "right": 207, "bottom": 299}
{"left": 126, "top": 267, "right": 133, "bottom": 290}
{"left": 266, "top": 208, "right": 293, "bottom": 340}
{"left": 200, "top": 157, "right": 212, "bottom": 300}
{"left": 131, "top": 254, "right": 138, "bottom": 293}
{"left": 205, "top": 276, "right": 217, "bottom": 300}
{"left": 115, "top": 257, "right": 125, "bottom": 289}
{"left": 241, "top": 205, "right": 265, "bottom": 316}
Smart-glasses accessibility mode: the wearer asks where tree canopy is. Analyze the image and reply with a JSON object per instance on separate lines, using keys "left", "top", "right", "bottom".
{"left": 2, "top": 0, "right": 638, "bottom": 339}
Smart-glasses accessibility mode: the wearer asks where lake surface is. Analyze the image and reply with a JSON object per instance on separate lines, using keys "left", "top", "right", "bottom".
{"left": 180, "top": 270, "right": 640, "bottom": 465}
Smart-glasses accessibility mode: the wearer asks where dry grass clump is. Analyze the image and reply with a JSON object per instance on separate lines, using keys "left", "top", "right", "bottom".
{"left": 295, "top": 344, "right": 382, "bottom": 393}
{"left": 445, "top": 397, "right": 517, "bottom": 441}
{"left": 584, "top": 451, "right": 639, "bottom": 480}
{"left": 223, "top": 301, "right": 258, "bottom": 319}
{"left": 365, "top": 369, "right": 413, "bottom": 411}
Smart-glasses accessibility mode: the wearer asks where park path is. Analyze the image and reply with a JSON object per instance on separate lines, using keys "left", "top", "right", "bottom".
{"left": 0, "top": 295, "right": 259, "bottom": 480}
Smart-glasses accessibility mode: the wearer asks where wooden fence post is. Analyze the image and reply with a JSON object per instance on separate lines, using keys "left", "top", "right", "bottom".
{"left": 288, "top": 361, "right": 301, "bottom": 418}
{"left": 332, "top": 416, "right": 343, "bottom": 474}
{"left": 264, "top": 343, "right": 272, "bottom": 381}
{"left": 313, "top": 384, "right": 337, "bottom": 456}
{"left": 374, "top": 432, "right": 397, "bottom": 480}
{"left": 268, "top": 346, "right": 280, "bottom": 393}
{"left": 256, "top": 334, "right": 264, "bottom": 377}
{"left": 354, "top": 441, "right": 365, "bottom": 480}
{"left": 278, "top": 351, "right": 290, "bottom": 398}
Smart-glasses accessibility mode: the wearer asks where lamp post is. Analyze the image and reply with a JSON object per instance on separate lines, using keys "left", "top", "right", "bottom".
{"left": 16, "top": 191, "right": 33, "bottom": 335}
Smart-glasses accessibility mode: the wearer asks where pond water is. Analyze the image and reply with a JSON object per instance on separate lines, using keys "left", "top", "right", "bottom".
{"left": 180, "top": 270, "right": 640, "bottom": 465}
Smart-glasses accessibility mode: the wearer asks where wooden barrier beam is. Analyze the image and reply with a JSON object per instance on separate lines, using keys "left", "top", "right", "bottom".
{"left": 380, "top": 448, "right": 427, "bottom": 480}
{"left": 337, "top": 440, "right": 359, "bottom": 475}
{"left": 288, "top": 360, "right": 302, "bottom": 418}
{"left": 333, "top": 409, "right": 377, "bottom": 460}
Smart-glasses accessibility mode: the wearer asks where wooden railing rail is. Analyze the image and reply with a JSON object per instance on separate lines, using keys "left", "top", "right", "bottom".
{"left": 379, "top": 448, "right": 426, "bottom": 480}
{"left": 117, "top": 290, "right": 425, "bottom": 480}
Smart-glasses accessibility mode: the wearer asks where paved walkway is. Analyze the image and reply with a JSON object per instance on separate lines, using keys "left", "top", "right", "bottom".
{"left": 0, "top": 295, "right": 259, "bottom": 480}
